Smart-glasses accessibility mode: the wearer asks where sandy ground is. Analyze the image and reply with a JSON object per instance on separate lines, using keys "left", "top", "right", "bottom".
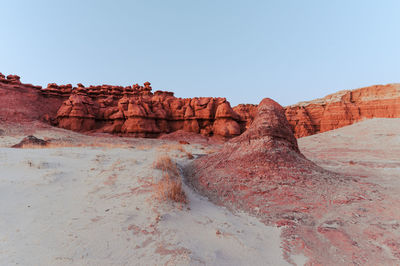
{"left": 298, "top": 118, "right": 400, "bottom": 189}
{"left": 1, "top": 118, "right": 399, "bottom": 265}
{"left": 0, "top": 122, "right": 289, "bottom": 265}
{"left": 297, "top": 118, "right": 400, "bottom": 264}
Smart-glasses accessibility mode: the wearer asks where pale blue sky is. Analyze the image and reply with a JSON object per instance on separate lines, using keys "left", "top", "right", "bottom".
{"left": 1, "top": 0, "right": 399, "bottom": 106}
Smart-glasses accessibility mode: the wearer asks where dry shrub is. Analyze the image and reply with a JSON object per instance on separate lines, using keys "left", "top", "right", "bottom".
{"left": 136, "top": 145, "right": 151, "bottom": 150}
{"left": 154, "top": 172, "right": 187, "bottom": 204}
{"left": 153, "top": 155, "right": 179, "bottom": 176}
{"left": 158, "top": 143, "right": 186, "bottom": 153}
{"left": 206, "top": 148, "right": 218, "bottom": 154}
{"left": 176, "top": 145, "right": 185, "bottom": 153}
{"left": 153, "top": 155, "right": 187, "bottom": 204}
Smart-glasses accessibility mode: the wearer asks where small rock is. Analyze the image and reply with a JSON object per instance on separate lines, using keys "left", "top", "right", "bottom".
{"left": 11, "top": 135, "right": 48, "bottom": 148}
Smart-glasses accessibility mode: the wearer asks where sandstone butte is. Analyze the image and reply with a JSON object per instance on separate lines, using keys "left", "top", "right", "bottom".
{"left": 1, "top": 72, "right": 399, "bottom": 139}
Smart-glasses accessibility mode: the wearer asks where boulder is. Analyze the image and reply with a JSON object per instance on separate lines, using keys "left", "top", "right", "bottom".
{"left": 6, "top": 75, "right": 21, "bottom": 84}
{"left": 11, "top": 135, "right": 48, "bottom": 148}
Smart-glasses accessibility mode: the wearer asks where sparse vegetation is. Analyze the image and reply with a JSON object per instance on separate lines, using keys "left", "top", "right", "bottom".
{"left": 206, "top": 148, "right": 218, "bottom": 154}
{"left": 153, "top": 172, "right": 187, "bottom": 204}
{"left": 153, "top": 155, "right": 187, "bottom": 204}
{"left": 176, "top": 145, "right": 185, "bottom": 153}
{"left": 137, "top": 144, "right": 152, "bottom": 150}
{"left": 153, "top": 155, "right": 179, "bottom": 176}
{"left": 158, "top": 143, "right": 186, "bottom": 153}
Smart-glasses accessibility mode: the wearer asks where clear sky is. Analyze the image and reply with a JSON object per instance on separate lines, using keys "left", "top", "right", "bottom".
{"left": 1, "top": 0, "right": 399, "bottom": 106}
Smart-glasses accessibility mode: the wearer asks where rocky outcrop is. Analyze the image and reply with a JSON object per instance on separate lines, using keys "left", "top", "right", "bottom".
{"left": 11, "top": 135, "right": 48, "bottom": 148}
{"left": 3, "top": 72, "right": 399, "bottom": 139}
{"left": 184, "top": 98, "right": 329, "bottom": 220}
{"left": 184, "top": 98, "right": 340, "bottom": 226}
{"left": 184, "top": 98, "right": 394, "bottom": 265}
{"left": 0, "top": 73, "right": 68, "bottom": 124}
{"left": 232, "top": 104, "right": 258, "bottom": 132}
{"left": 285, "top": 84, "right": 400, "bottom": 138}
{"left": 56, "top": 82, "right": 245, "bottom": 138}
{"left": 185, "top": 98, "right": 314, "bottom": 202}
{"left": 0, "top": 72, "right": 248, "bottom": 138}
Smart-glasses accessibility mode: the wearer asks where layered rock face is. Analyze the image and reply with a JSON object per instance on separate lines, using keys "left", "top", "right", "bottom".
{"left": 232, "top": 104, "right": 258, "bottom": 132}
{"left": 56, "top": 82, "right": 246, "bottom": 138}
{"left": 3, "top": 72, "right": 399, "bottom": 139}
{"left": 285, "top": 84, "right": 400, "bottom": 138}
{"left": 0, "top": 73, "right": 249, "bottom": 138}
{"left": 0, "top": 73, "right": 69, "bottom": 124}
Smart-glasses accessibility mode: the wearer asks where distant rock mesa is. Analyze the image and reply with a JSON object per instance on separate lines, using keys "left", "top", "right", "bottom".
{"left": 285, "top": 84, "right": 400, "bottom": 137}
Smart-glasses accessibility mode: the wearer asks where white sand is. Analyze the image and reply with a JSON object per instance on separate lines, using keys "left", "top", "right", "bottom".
{"left": 298, "top": 118, "right": 400, "bottom": 188}
{"left": 0, "top": 142, "right": 289, "bottom": 265}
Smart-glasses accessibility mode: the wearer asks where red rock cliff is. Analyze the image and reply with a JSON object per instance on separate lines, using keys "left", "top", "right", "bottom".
{"left": 285, "top": 84, "right": 400, "bottom": 138}
{"left": 2, "top": 72, "right": 399, "bottom": 139}
{"left": 0, "top": 73, "right": 70, "bottom": 124}
{"left": 0, "top": 73, "right": 251, "bottom": 138}
{"left": 55, "top": 82, "right": 249, "bottom": 138}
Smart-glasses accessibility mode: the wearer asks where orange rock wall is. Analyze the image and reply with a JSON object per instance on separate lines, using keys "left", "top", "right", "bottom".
{"left": 0, "top": 73, "right": 250, "bottom": 138}
{"left": 284, "top": 84, "right": 400, "bottom": 138}
{"left": 2, "top": 73, "right": 399, "bottom": 139}
{"left": 0, "top": 74, "right": 68, "bottom": 124}
{"left": 56, "top": 83, "right": 246, "bottom": 138}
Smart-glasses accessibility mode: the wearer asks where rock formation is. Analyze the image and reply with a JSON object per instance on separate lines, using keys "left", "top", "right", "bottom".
{"left": 0, "top": 73, "right": 68, "bottom": 124}
{"left": 285, "top": 83, "right": 400, "bottom": 137}
{"left": 232, "top": 104, "right": 258, "bottom": 132}
{"left": 2, "top": 72, "right": 399, "bottom": 139}
{"left": 185, "top": 98, "right": 342, "bottom": 225}
{"left": 185, "top": 98, "right": 329, "bottom": 216}
{"left": 0, "top": 73, "right": 249, "bottom": 138}
{"left": 185, "top": 98, "right": 394, "bottom": 265}
{"left": 56, "top": 82, "right": 247, "bottom": 138}
{"left": 11, "top": 135, "right": 48, "bottom": 148}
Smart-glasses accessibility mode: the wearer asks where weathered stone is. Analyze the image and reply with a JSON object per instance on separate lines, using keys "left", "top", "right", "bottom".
{"left": 285, "top": 84, "right": 400, "bottom": 137}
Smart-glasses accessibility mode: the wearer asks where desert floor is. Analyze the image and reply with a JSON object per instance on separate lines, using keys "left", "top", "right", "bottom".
{"left": 0, "top": 118, "right": 399, "bottom": 265}
{"left": 0, "top": 122, "right": 291, "bottom": 265}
